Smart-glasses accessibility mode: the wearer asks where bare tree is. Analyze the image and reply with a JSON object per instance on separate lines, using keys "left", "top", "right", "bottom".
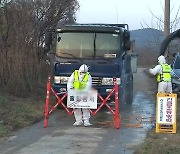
{"left": 139, "top": 0, "right": 180, "bottom": 65}
{"left": 0, "top": 0, "right": 79, "bottom": 96}
{"left": 141, "top": 0, "right": 180, "bottom": 42}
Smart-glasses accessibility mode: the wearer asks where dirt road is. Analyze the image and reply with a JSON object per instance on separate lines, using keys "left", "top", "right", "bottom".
{"left": 0, "top": 68, "right": 156, "bottom": 154}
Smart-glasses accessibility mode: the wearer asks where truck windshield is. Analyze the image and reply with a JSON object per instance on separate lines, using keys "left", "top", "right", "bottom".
{"left": 56, "top": 32, "right": 120, "bottom": 59}
{"left": 174, "top": 55, "right": 180, "bottom": 69}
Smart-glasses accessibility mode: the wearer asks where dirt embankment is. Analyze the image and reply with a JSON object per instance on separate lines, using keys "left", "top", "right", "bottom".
{"left": 0, "top": 93, "right": 44, "bottom": 137}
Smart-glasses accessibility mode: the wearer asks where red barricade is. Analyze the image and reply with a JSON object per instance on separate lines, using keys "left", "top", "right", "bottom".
{"left": 44, "top": 76, "right": 120, "bottom": 129}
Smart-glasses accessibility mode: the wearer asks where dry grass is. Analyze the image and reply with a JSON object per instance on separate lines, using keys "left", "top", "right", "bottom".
{"left": 134, "top": 128, "right": 180, "bottom": 154}
{"left": 134, "top": 99, "right": 180, "bottom": 154}
{"left": 0, "top": 91, "right": 44, "bottom": 137}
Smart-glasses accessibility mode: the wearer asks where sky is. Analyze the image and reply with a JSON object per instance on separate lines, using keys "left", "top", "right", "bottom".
{"left": 76, "top": 0, "right": 180, "bottom": 31}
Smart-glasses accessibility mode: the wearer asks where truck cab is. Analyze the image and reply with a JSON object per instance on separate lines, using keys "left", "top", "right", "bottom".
{"left": 45, "top": 24, "right": 137, "bottom": 105}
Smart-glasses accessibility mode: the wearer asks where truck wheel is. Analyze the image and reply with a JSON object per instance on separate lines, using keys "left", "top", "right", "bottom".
{"left": 126, "top": 79, "right": 133, "bottom": 104}
{"left": 118, "top": 87, "right": 126, "bottom": 108}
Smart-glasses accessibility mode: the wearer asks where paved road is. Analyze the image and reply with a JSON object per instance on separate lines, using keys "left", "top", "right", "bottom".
{"left": 0, "top": 68, "right": 156, "bottom": 154}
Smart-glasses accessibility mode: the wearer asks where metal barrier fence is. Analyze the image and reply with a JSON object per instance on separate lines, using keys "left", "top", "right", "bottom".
{"left": 44, "top": 76, "right": 120, "bottom": 129}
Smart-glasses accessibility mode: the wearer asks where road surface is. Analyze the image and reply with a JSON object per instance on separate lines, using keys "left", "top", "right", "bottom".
{"left": 0, "top": 68, "right": 156, "bottom": 154}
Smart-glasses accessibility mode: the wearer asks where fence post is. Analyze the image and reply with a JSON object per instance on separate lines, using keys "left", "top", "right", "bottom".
{"left": 44, "top": 76, "right": 51, "bottom": 128}
{"left": 114, "top": 79, "right": 120, "bottom": 129}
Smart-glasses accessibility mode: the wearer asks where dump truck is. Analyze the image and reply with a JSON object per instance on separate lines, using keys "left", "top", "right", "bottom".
{"left": 44, "top": 24, "right": 137, "bottom": 106}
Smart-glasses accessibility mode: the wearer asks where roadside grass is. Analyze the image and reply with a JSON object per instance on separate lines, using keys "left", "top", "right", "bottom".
{"left": 134, "top": 70, "right": 180, "bottom": 154}
{"left": 134, "top": 127, "right": 180, "bottom": 154}
{"left": 134, "top": 101, "right": 180, "bottom": 154}
{"left": 0, "top": 91, "right": 45, "bottom": 138}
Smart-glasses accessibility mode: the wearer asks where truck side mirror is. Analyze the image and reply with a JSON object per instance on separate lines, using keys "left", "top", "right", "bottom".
{"left": 124, "top": 39, "right": 131, "bottom": 50}
{"left": 124, "top": 30, "right": 130, "bottom": 39}
{"left": 124, "top": 31, "right": 131, "bottom": 50}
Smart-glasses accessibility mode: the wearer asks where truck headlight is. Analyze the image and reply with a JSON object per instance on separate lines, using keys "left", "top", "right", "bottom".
{"left": 54, "top": 76, "right": 69, "bottom": 84}
{"left": 60, "top": 76, "right": 69, "bottom": 84}
{"left": 116, "top": 78, "right": 121, "bottom": 85}
{"left": 101, "top": 78, "right": 121, "bottom": 85}
{"left": 54, "top": 76, "right": 60, "bottom": 84}
{"left": 101, "top": 78, "right": 114, "bottom": 85}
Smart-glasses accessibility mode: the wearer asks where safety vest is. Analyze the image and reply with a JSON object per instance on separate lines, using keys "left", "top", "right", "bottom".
{"left": 73, "top": 70, "right": 90, "bottom": 89}
{"left": 157, "top": 64, "right": 171, "bottom": 82}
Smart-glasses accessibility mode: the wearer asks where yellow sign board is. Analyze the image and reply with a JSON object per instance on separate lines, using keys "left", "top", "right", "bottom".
{"left": 156, "top": 93, "right": 177, "bottom": 133}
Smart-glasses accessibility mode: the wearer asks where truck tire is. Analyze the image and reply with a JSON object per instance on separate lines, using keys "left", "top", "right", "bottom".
{"left": 126, "top": 77, "right": 133, "bottom": 104}
{"left": 118, "top": 76, "right": 133, "bottom": 107}
{"left": 118, "top": 86, "right": 126, "bottom": 108}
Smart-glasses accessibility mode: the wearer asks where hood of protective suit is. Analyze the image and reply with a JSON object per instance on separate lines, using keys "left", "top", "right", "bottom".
{"left": 158, "top": 55, "right": 166, "bottom": 64}
{"left": 79, "top": 64, "right": 88, "bottom": 73}
{"left": 78, "top": 64, "right": 89, "bottom": 81}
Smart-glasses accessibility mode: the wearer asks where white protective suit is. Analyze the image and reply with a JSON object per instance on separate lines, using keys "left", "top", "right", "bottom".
{"left": 67, "top": 64, "right": 92, "bottom": 126}
{"left": 149, "top": 55, "right": 172, "bottom": 93}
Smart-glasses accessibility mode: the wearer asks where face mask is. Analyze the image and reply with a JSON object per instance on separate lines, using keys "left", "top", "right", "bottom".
{"left": 79, "top": 72, "right": 86, "bottom": 75}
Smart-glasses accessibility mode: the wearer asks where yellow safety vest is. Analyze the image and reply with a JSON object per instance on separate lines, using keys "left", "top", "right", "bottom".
{"left": 157, "top": 64, "right": 171, "bottom": 82}
{"left": 73, "top": 70, "right": 90, "bottom": 89}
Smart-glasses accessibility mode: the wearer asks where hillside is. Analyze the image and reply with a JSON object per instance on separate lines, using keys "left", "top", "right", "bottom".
{"left": 130, "top": 28, "right": 164, "bottom": 52}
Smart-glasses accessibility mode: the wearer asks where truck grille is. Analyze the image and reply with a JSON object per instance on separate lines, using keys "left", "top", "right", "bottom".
{"left": 92, "top": 77, "right": 102, "bottom": 85}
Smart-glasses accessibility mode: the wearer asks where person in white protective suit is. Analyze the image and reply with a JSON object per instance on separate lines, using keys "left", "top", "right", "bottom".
{"left": 149, "top": 55, "right": 172, "bottom": 93}
{"left": 67, "top": 64, "right": 92, "bottom": 126}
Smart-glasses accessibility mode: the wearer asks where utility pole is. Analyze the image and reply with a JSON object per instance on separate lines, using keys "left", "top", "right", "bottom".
{"left": 164, "top": 0, "right": 171, "bottom": 61}
{"left": 164, "top": 0, "right": 170, "bottom": 37}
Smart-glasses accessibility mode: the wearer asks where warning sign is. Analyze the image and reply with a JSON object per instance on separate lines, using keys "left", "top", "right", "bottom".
{"left": 67, "top": 89, "right": 97, "bottom": 109}
{"left": 157, "top": 96, "right": 176, "bottom": 124}
{"left": 156, "top": 93, "right": 177, "bottom": 133}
